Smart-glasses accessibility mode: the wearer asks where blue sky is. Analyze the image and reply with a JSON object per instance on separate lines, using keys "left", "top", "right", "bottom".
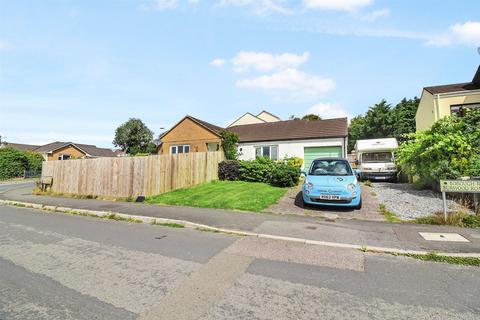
{"left": 1, "top": 0, "right": 479, "bottom": 148}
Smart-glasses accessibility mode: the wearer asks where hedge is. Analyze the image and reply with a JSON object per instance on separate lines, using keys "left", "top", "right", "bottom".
{"left": 219, "top": 157, "right": 301, "bottom": 188}
{"left": 0, "top": 148, "right": 44, "bottom": 180}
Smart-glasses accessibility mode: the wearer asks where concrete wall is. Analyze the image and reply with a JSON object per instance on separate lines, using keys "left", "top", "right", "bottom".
{"left": 159, "top": 118, "right": 221, "bottom": 154}
{"left": 237, "top": 137, "right": 346, "bottom": 169}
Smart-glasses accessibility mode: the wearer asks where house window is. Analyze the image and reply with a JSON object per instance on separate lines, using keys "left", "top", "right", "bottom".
{"left": 255, "top": 146, "right": 278, "bottom": 160}
{"left": 58, "top": 154, "right": 71, "bottom": 160}
{"left": 451, "top": 103, "right": 480, "bottom": 115}
{"left": 171, "top": 145, "right": 190, "bottom": 154}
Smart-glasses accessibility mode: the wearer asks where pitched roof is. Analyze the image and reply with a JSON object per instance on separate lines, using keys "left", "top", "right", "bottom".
{"left": 424, "top": 82, "right": 480, "bottom": 95}
{"left": 257, "top": 110, "right": 281, "bottom": 121}
{"left": 188, "top": 115, "right": 224, "bottom": 135}
{"left": 33, "top": 141, "right": 116, "bottom": 157}
{"left": 229, "top": 118, "right": 348, "bottom": 143}
{"left": 424, "top": 65, "right": 480, "bottom": 94}
{"left": 3, "top": 142, "right": 40, "bottom": 152}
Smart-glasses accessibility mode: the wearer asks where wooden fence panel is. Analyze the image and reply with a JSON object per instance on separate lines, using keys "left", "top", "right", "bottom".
{"left": 41, "top": 151, "right": 225, "bottom": 198}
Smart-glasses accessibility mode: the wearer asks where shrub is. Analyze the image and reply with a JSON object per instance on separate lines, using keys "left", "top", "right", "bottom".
{"left": 239, "top": 157, "right": 273, "bottom": 183}
{"left": 0, "top": 148, "right": 30, "bottom": 179}
{"left": 270, "top": 162, "right": 301, "bottom": 187}
{"left": 462, "top": 214, "right": 480, "bottom": 228}
{"left": 221, "top": 130, "right": 240, "bottom": 160}
{"left": 218, "top": 160, "right": 241, "bottom": 181}
{"left": 396, "top": 108, "right": 480, "bottom": 188}
{"left": 284, "top": 156, "right": 303, "bottom": 169}
{"left": 25, "top": 151, "right": 44, "bottom": 171}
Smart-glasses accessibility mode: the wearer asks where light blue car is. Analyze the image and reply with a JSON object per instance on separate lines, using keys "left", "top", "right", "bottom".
{"left": 302, "top": 158, "right": 362, "bottom": 209}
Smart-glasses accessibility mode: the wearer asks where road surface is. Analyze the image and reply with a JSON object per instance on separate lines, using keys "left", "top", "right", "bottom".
{"left": 1, "top": 202, "right": 480, "bottom": 319}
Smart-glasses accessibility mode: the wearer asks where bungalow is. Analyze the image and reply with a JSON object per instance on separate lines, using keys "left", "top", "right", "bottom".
{"left": 416, "top": 65, "right": 480, "bottom": 131}
{"left": 229, "top": 117, "right": 348, "bottom": 170}
{"left": 158, "top": 112, "right": 348, "bottom": 170}
{"left": 2, "top": 141, "right": 116, "bottom": 160}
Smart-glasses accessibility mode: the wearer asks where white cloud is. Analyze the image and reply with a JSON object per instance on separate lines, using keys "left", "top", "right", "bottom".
{"left": 303, "top": 0, "right": 373, "bottom": 12}
{"left": 0, "top": 40, "right": 11, "bottom": 50}
{"left": 232, "top": 51, "right": 310, "bottom": 73}
{"left": 218, "top": 0, "right": 290, "bottom": 15}
{"left": 361, "top": 8, "right": 389, "bottom": 22}
{"left": 155, "top": 0, "right": 178, "bottom": 10}
{"left": 210, "top": 58, "right": 226, "bottom": 67}
{"left": 307, "top": 102, "right": 350, "bottom": 119}
{"left": 236, "top": 68, "right": 335, "bottom": 98}
{"left": 426, "top": 21, "right": 480, "bottom": 47}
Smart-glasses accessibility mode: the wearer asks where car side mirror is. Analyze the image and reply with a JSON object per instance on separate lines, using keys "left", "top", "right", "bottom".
{"left": 353, "top": 169, "right": 361, "bottom": 176}
{"left": 301, "top": 170, "right": 307, "bottom": 176}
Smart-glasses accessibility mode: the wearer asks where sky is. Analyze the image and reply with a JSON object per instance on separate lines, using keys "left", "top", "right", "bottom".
{"left": 1, "top": 0, "right": 480, "bottom": 148}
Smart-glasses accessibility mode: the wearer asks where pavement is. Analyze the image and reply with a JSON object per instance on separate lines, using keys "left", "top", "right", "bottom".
{"left": 2, "top": 182, "right": 480, "bottom": 254}
{"left": 1, "top": 204, "right": 480, "bottom": 319}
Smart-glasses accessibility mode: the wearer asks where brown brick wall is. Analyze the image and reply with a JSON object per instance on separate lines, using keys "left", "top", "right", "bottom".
{"left": 47, "top": 145, "right": 87, "bottom": 161}
{"left": 159, "top": 118, "right": 221, "bottom": 154}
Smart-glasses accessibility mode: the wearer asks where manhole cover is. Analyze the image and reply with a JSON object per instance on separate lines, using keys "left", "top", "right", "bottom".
{"left": 419, "top": 232, "right": 469, "bottom": 242}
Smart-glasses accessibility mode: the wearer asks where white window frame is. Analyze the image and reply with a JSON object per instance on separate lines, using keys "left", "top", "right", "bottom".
{"left": 170, "top": 145, "right": 191, "bottom": 154}
{"left": 255, "top": 145, "right": 278, "bottom": 161}
{"left": 58, "top": 154, "right": 71, "bottom": 160}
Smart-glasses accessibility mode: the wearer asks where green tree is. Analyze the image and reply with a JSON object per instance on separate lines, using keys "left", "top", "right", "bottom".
{"left": 113, "top": 118, "right": 154, "bottom": 155}
{"left": 221, "top": 130, "right": 240, "bottom": 160}
{"left": 390, "top": 97, "right": 420, "bottom": 142}
{"left": 347, "top": 98, "right": 419, "bottom": 152}
{"left": 301, "top": 114, "right": 322, "bottom": 121}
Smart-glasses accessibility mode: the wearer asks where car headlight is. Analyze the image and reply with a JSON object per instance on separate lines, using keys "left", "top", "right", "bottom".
{"left": 347, "top": 183, "right": 356, "bottom": 192}
{"left": 306, "top": 182, "right": 314, "bottom": 190}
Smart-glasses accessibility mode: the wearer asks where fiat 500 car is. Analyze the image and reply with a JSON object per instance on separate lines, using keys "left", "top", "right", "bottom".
{"left": 302, "top": 158, "right": 362, "bottom": 209}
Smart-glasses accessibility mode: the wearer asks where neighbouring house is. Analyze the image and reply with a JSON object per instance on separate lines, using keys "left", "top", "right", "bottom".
{"left": 416, "top": 65, "right": 480, "bottom": 131}
{"left": 227, "top": 110, "right": 281, "bottom": 127}
{"left": 159, "top": 112, "right": 348, "bottom": 170}
{"left": 2, "top": 141, "right": 116, "bottom": 160}
{"left": 157, "top": 115, "right": 223, "bottom": 154}
{"left": 229, "top": 117, "right": 348, "bottom": 170}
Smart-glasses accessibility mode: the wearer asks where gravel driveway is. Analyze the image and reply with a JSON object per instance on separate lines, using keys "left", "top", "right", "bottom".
{"left": 371, "top": 183, "right": 473, "bottom": 220}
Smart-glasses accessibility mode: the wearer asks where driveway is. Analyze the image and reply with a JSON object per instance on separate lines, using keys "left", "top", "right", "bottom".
{"left": 265, "top": 183, "right": 384, "bottom": 221}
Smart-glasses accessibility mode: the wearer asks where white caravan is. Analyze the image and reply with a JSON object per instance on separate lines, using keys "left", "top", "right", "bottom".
{"left": 355, "top": 138, "right": 398, "bottom": 181}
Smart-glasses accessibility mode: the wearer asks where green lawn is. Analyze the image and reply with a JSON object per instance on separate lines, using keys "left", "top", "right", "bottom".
{"left": 146, "top": 180, "right": 287, "bottom": 212}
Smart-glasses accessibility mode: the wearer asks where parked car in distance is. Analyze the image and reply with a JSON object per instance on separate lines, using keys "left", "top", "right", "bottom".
{"left": 302, "top": 158, "right": 362, "bottom": 209}
{"left": 355, "top": 138, "right": 398, "bottom": 182}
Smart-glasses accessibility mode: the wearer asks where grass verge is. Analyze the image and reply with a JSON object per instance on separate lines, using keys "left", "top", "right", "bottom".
{"left": 411, "top": 212, "right": 480, "bottom": 228}
{"left": 154, "top": 222, "right": 185, "bottom": 228}
{"left": 379, "top": 203, "right": 402, "bottom": 222}
{"left": 399, "top": 252, "right": 480, "bottom": 267}
{"left": 146, "top": 180, "right": 287, "bottom": 212}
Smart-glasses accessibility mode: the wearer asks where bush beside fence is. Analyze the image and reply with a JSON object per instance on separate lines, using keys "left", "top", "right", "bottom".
{"left": 41, "top": 151, "right": 225, "bottom": 198}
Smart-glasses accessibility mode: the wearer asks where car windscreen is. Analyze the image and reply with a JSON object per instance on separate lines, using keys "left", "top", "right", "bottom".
{"left": 309, "top": 160, "right": 353, "bottom": 176}
{"left": 361, "top": 152, "right": 393, "bottom": 163}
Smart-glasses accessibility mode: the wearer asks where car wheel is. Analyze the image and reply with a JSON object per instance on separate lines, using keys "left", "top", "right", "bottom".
{"left": 354, "top": 197, "right": 362, "bottom": 210}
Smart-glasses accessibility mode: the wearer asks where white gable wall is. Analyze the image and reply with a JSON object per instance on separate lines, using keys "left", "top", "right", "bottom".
{"left": 257, "top": 111, "right": 280, "bottom": 123}
{"left": 228, "top": 113, "right": 265, "bottom": 127}
{"left": 238, "top": 137, "right": 346, "bottom": 169}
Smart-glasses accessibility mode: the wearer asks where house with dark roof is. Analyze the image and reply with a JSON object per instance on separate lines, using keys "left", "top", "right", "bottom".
{"left": 158, "top": 112, "right": 348, "bottom": 170}
{"left": 416, "top": 65, "right": 480, "bottom": 131}
{"left": 229, "top": 117, "right": 348, "bottom": 170}
{"left": 156, "top": 115, "right": 223, "bottom": 154}
{"left": 2, "top": 141, "right": 116, "bottom": 160}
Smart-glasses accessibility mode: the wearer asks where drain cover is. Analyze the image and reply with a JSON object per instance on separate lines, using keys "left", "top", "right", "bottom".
{"left": 419, "top": 232, "right": 469, "bottom": 242}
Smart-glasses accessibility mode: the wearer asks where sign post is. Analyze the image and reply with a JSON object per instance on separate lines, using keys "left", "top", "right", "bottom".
{"left": 440, "top": 179, "right": 480, "bottom": 221}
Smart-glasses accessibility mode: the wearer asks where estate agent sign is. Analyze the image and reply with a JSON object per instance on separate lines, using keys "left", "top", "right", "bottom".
{"left": 440, "top": 179, "right": 480, "bottom": 220}
{"left": 440, "top": 180, "right": 480, "bottom": 193}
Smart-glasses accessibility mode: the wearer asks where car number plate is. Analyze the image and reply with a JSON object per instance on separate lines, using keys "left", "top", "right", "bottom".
{"left": 320, "top": 195, "right": 341, "bottom": 200}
